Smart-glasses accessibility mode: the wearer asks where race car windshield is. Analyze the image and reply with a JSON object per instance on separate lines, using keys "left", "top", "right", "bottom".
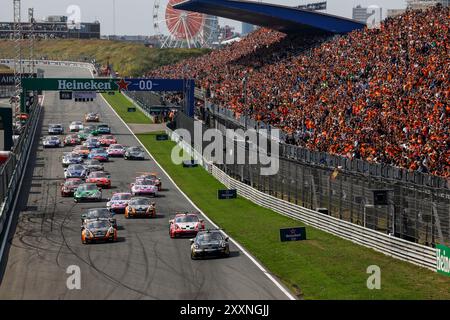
{"left": 91, "top": 172, "right": 107, "bottom": 178}
{"left": 86, "top": 221, "right": 110, "bottom": 229}
{"left": 49, "top": 137, "right": 59, "bottom": 140}
{"left": 86, "top": 209, "right": 110, "bottom": 218}
{"left": 129, "top": 147, "right": 141, "bottom": 152}
{"left": 138, "top": 180, "right": 154, "bottom": 186}
{"left": 87, "top": 160, "right": 100, "bottom": 165}
{"left": 197, "top": 232, "right": 223, "bottom": 242}
{"left": 70, "top": 165, "right": 84, "bottom": 170}
{"left": 66, "top": 180, "right": 81, "bottom": 186}
{"left": 112, "top": 194, "right": 131, "bottom": 200}
{"left": 80, "top": 184, "right": 97, "bottom": 191}
{"left": 130, "top": 199, "right": 151, "bottom": 206}
{"left": 175, "top": 215, "right": 199, "bottom": 223}
{"left": 110, "top": 145, "right": 123, "bottom": 149}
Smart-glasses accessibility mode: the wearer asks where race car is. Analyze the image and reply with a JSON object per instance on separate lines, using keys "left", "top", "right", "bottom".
{"left": 72, "top": 145, "right": 91, "bottom": 158}
{"left": 124, "top": 197, "right": 156, "bottom": 219}
{"left": 48, "top": 123, "right": 64, "bottom": 135}
{"left": 43, "top": 136, "right": 63, "bottom": 148}
{"left": 81, "top": 219, "right": 117, "bottom": 244}
{"left": 74, "top": 183, "right": 102, "bottom": 203}
{"left": 190, "top": 229, "right": 230, "bottom": 260}
{"left": 77, "top": 129, "right": 91, "bottom": 141}
{"left": 69, "top": 121, "right": 84, "bottom": 132}
{"left": 130, "top": 179, "right": 158, "bottom": 197}
{"left": 124, "top": 146, "right": 146, "bottom": 160}
{"left": 107, "top": 144, "right": 126, "bottom": 157}
{"left": 60, "top": 178, "right": 83, "bottom": 197}
{"left": 99, "top": 135, "right": 117, "bottom": 146}
{"left": 137, "top": 173, "right": 162, "bottom": 191}
{"left": 85, "top": 112, "right": 100, "bottom": 122}
{"left": 64, "top": 164, "right": 88, "bottom": 179}
{"left": 83, "top": 137, "right": 101, "bottom": 150}
{"left": 84, "top": 125, "right": 99, "bottom": 136}
{"left": 96, "top": 124, "right": 111, "bottom": 135}
{"left": 87, "top": 148, "right": 109, "bottom": 162}
{"left": 107, "top": 193, "right": 132, "bottom": 213}
{"left": 63, "top": 134, "right": 81, "bottom": 146}
{"left": 85, "top": 171, "right": 111, "bottom": 189}
{"left": 83, "top": 159, "right": 104, "bottom": 172}
{"left": 16, "top": 113, "right": 29, "bottom": 125}
{"left": 169, "top": 213, "right": 205, "bottom": 238}
{"left": 81, "top": 208, "right": 117, "bottom": 228}
{"left": 62, "top": 153, "right": 84, "bottom": 167}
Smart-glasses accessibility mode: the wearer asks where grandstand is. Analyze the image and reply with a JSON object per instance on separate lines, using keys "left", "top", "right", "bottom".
{"left": 149, "top": 4, "right": 449, "bottom": 179}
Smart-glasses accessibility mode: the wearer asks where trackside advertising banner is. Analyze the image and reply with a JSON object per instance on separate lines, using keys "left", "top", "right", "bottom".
{"left": 436, "top": 244, "right": 450, "bottom": 276}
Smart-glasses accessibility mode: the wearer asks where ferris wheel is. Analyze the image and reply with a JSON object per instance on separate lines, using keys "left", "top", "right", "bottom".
{"left": 153, "top": 0, "right": 217, "bottom": 48}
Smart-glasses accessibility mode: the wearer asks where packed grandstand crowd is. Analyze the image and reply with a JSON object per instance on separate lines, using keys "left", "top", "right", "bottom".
{"left": 148, "top": 5, "right": 449, "bottom": 178}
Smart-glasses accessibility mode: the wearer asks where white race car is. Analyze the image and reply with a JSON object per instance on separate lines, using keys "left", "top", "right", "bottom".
{"left": 69, "top": 121, "right": 84, "bottom": 132}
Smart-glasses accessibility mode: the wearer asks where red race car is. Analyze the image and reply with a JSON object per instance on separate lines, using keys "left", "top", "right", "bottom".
{"left": 64, "top": 134, "right": 81, "bottom": 146}
{"left": 99, "top": 135, "right": 117, "bottom": 146}
{"left": 169, "top": 213, "right": 205, "bottom": 238}
{"left": 85, "top": 171, "right": 111, "bottom": 189}
{"left": 61, "top": 178, "right": 83, "bottom": 197}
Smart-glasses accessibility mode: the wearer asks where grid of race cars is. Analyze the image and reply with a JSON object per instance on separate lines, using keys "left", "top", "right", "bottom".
{"left": 42, "top": 112, "right": 230, "bottom": 259}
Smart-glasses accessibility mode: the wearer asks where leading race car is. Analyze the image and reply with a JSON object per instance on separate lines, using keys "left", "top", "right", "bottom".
{"left": 137, "top": 173, "right": 162, "bottom": 191}
{"left": 60, "top": 178, "right": 83, "bottom": 197}
{"left": 69, "top": 121, "right": 84, "bottom": 132}
{"left": 63, "top": 134, "right": 81, "bottom": 146}
{"left": 81, "top": 208, "right": 117, "bottom": 228}
{"left": 124, "top": 197, "right": 156, "bottom": 219}
{"left": 62, "top": 152, "right": 84, "bottom": 167}
{"left": 130, "top": 178, "right": 158, "bottom": 197}
{"left": 81, "top": 219, "right": 117, "bottom": 244}
{"left": 85, "top": 112, "right": 100, "bottom": 122}
{"left": 43, "top": 136, "right": 63, "bottom": 148}
{"left": 64, "top": 164, "right": 88, "bottom": 179}
{"left": 107, "top": 144, "right": 126, "bottom": 157}
{"left": 72, "top": 145, "right": 91, "bottom": 158}
{"left": 169, "top": 213, "right": 205, "bottom": 238}
{"left": 190, "top": 229, "right": 230, "bottom": 260}
{"left": 99, "top": 135, "right": 117, "bottom": 147}
{"left": 87, "top": 148, "right": 109, "bottom": 162}
{"left": 85, "top": 171, "right": 111, "bottom": 189}
{"left": 124, "top": 146, "right": 146, "bottom": 160}
{"left": 107, "top": 193, "right": 132, "bottom": 213}
{"left": 74, "top": 183, "right": 102, "bottom": 203}
{"left": 48, "top": 123, "right": 64, "bottom": 135}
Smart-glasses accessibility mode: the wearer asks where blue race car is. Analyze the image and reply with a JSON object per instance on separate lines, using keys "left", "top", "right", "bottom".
{"left": 88, "top": 148, "right": 109, "bottom": 162}
{"left": 96, "top": 124, "right": 111, "bottom": 135}
{"left": 83, "top": 137, "right": 101, "bottom": 150}
{"left": 64, "top": 164, "right": 88, "bottom": 179}
{"left": 43, "top": 136, "right": 62, "bottom": 148}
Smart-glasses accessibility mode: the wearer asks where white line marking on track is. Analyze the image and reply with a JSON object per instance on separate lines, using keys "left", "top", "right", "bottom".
{"left": 100, "top": 93, "right": 296, "bottom": 301}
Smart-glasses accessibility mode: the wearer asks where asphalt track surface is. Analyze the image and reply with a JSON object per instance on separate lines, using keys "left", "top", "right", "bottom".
{"left": 0, "top": 66, "right": 289, "bottom": 300}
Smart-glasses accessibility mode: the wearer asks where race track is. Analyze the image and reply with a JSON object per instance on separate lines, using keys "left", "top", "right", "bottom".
{"left": 0, "top": 65, "right": 290, "bottom": 300}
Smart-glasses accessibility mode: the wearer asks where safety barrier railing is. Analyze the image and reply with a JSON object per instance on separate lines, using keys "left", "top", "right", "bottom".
{"left": 166, "top": 126, "right": 438, "bottom": 271}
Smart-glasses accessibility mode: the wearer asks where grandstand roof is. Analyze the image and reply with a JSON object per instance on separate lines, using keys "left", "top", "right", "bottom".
{"left": 174, "top": 0, "right": 366, "bottom": 35}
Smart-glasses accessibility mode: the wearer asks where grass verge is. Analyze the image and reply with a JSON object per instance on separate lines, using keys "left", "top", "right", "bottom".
{"left": 104, "top": 94, "right": 450, "bottom": 299}
{"left": 102, "top": 92, "right": 151, "bottom": 124}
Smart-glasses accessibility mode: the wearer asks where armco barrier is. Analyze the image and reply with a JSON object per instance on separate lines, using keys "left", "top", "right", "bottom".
{"left": 166, "top": 127, "right": 437, "bottom": 271}
{"left": 0, "top": 98, "right": 41, "bottom": 255}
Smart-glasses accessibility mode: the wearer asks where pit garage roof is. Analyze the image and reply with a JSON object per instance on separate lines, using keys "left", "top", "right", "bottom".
{"left": 174, "top": 0, "right": 365, "bottom": 35}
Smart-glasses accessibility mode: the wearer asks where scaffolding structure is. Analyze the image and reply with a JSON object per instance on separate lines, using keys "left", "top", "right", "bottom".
{"left": 12, "top": 0, "right": 22, "bottom": 117}
{"left": 28, "top": 8, "right": 35, "bottom": 75}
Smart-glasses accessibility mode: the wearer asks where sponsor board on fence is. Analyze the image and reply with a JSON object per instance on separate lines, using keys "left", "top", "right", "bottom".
{"left": 436, "top": 244, "right": 450, "bottom": 276}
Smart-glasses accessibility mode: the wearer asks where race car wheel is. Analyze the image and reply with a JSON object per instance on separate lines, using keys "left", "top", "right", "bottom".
{"left": 191, "top": 251, "right": 197, "bottom": 260}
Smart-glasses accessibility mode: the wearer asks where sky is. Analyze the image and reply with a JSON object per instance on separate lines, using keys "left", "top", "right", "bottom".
{"left": 0, "top": 0, "right": 407, "bottom": 36}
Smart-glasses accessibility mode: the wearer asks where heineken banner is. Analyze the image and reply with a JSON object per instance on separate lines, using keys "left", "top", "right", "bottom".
{"left": 21, "top": 78, "right": 186, "bottom": 92}
{"left": 436, "top": 244, "right": 450, "bottom": 276}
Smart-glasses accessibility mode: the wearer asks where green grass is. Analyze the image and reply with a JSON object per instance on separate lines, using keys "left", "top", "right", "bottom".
{"left": 104, "top": 93, "right": 450, "bottom": 299}
{"left": 102, "top": 92, "right": 151, "bottom": 124}
{"left": 0, "top": 39, "right": 210, "bottom": 77}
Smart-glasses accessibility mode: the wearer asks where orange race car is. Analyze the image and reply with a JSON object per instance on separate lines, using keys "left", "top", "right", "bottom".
{"left": 85, "top": 171, "right": 111, "bottom": 189}
{"left": 124, "top": 197, "right": 156, "bottom": 219}
{"left": 72, "top": 145, "right": 91, "bottom": 158}
{"left": 81, "top": 219, "right": 117, "bottom": 244}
